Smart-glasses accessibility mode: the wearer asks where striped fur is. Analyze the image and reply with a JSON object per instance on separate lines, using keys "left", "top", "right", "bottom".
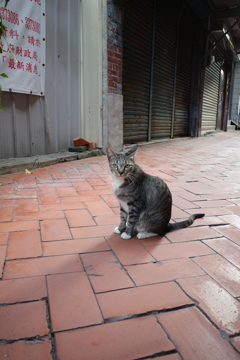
{"left": 106, "top": 145, "right": 204, "bottom": 239}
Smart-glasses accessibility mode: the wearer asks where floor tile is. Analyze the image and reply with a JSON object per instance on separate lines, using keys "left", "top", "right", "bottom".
{"left": 125, "top": 258, "right": 205, "bottom": 286}
{"left": 97, "top": 282, "right": 193, "bottom": 320}
{"left": 3, "top": 254, "right": 83, "bottom": 279}
{"left": 82, "top": 251, "right": 134, "bottom": 292}
{"left": 144, "top": 355, "right": 181, "bottom": 360}
{"left": 40, "top": 219, "right": 72, "bottom": 241}
{"left": 108, "top": 235, "right": 156, "bottom": 265}
{"left": 43, "top": 237, "right": 110, "bottom": 256}
{"left": 84, "top": 200, "right": 114, "bottom": 216}
{"left": 218, "top": 214, "right": 240, "bottom": 229}
{"left": 0, "top": 233, "right": 8, "bottom": 245}
{"left": 171, "top": 205, "right": 189, "bottom": 219}
{"left": 187, "top": 207, "right": 232, "bottom": 216}
{"left": 0, "top": 245, "right": 6, "bottom": 277}
{"left": 172, "top": 195, "right": 200, "bottom": 209}
{"left": 39, "top": 202, "right": 85, "bottom": 211}
{"left": 94, "top": 214, "right": 119, "bottom": 225}
{"left": 166, "top": 226, "right": 221, "bottom": 242}
{"left": 0, "top": 221, "right": 39, "bottom": 233}
{"left": 73, "top": 181, "right": 94, "bottom": 191}
{"left": 56, "top": 187, "right": 78, "bottom": 197}
{"left": 0, "top": 205, "right": 13, "bottom": 221}
{"left": 87, "top": 178, "right": 106, "bottom": 186}
{"left": 55, "top": 316, "right": 175, "bottom": 360}
{"left": 38, "top": 189, "right": 60, "bottom": 204}
{"left": 0, "top": 276, "right": 47, "bottom": 304}
{"left": 177, "top": 275, "right": 240, "bottom": 335}
{"left": 13, "top": 210, "right": 64, "bottom": 221}
{"left": 72, "top": 194, "right": 102, "bottom": 202}
{"left": 216, "top": 225, "right": 240, "bottom": 245}
{"left": 0, "top": 340, "right": 52, "bottom": 360}
{"left": 64, "top": 209, "right": 96, "bottom": 227}
{"left": 190, "top": 216, "right": 227, "bottom": 226}
{"left": 101, "top": 194, "right": 119, "bottom": 207}
{"left": 139, "top": 236, "right": 170, "bottom": 245}
{"left": 147, "top": 241, "right": 215, "bottom": 261}
{"left": 193, "top": 200, "right": 233, "bottom": 208}
{"left": 14, "top": 199, "right": 39, "bottom": 212}
{"left": 0, "top": 301, "right": 49, "bottom": 340}
{"left": 158, "top": 307, "right": 240, "bottom": 360}
{"left": 6, "top": 230, "right": 42, "bottom": 259}
{"left": 231, "top": 337, "right": 240, "bottom": 352}
{"left": 47, "top": 272, "right": 102, "bottom": 332}
{"left": 17, "top": 179, "right": 37, "bottom": 189}
{"left": 203, "top": 237, "right": 240, "bottom": 268}
{"left": 193, "top": 254, "right": 240, "bottom": 297}
{"left": 71, "top": 224, "right": 115, "bottom": 238}
{"left": 0, "top": 184, "right": 17, "bottom": 193}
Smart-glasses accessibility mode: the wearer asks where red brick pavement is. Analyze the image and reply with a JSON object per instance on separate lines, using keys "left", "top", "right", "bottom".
{"left": 0, "top": 131, "right": 240, "bottom": 359}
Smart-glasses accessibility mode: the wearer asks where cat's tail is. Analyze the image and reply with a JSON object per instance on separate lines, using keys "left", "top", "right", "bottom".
{"left": 166, "top": 213, "right": 205, "bottom": 233}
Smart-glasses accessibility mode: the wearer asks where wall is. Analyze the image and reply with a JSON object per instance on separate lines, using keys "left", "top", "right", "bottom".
{"left": 0, "top": 0, "right": 81, "bottom": 159}
{"left": 102, "top": 0, "right": 123, "bottom": 152}
{"left": 107, "top": 0, "right": 123, "bottom": 94}
{"left": 80, "top": 0, "right": 103, "bottom": 147}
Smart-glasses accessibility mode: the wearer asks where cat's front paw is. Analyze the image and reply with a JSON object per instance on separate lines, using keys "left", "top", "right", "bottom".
{"left": 121, "top": 232, "right": 132, "bottom": 240}
{"left": 114, "top": 227, "right": 121, "bottom": 234}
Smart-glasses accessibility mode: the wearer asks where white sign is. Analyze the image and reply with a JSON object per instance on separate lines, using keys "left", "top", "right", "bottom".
{"left": 0, "top": 0, "right": 45, "bottom": 95}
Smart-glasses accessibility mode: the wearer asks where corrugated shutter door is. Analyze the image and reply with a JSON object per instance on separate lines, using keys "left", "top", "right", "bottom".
{"left": 123, "top": 0, "right": 153, "bottom": 143}
{"left": 151, "top": 1, "right": 179, "bottom": 139}
{"left": 174, "top": 2, "right": 197, "bottom": 137}
{"left": 201, "top": 61, "right": 221, "bottom": 134}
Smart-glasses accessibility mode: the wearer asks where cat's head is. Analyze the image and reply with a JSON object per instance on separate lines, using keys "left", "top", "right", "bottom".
{"left": 106, "top": 144, "right": 138, "bottom": 177}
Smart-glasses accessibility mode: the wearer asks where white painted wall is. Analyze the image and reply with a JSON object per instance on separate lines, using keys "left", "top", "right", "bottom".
{"left": 80, "top": 0, "right": 103, "bottom": 147}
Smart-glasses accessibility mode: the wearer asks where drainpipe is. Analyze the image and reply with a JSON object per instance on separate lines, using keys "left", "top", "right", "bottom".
{"left": 170, "top": 0, "right": 184, "bottom": 139}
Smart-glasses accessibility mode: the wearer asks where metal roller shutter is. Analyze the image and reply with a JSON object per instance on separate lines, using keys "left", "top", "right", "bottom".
{"left": 122, "top": 0, "right": 153, "bottom": 143}
{"left": 174, "top": 2, "right": 197, "bottom": 137}
{"left": 201, "top": 61, "right": 221, "bottom": 134}
{"left": 151, "top": 0, "right": 180, "bottom": 139}
{"left": 201, "top": 34, "right": 225, "bottom": 135}
{"left": 122, "top": 0, "right": 198, "bottom": 143}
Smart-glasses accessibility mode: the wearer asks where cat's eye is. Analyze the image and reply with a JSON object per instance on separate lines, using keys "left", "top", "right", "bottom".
{"left": 111, "top": 164, "right": 117, "bottom": 168}
{"left": 125, "top": 164, "right": 131, "bottom": 168}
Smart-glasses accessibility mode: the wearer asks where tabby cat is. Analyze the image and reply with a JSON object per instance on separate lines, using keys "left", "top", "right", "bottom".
{"left": 106, "top": 144, "right": 204, "bottom": 239}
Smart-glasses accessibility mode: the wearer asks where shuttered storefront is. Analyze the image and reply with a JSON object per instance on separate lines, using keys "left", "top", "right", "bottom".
{"left": 201, "top": 35, "right": 225, "bottom": 135}
{"left": 151, "top": 1, "right": 179, "bottom": 139}
{"left": 122, "top": 0, "right": 153, "bottom": 143}
{"left": 201, "top": 62, "right": 221, "bottom": 134}
{"left": 174, "top": 2, "right": 197, "bottom": 137}
{"left": 122, "top": 0, "right": 197, "bottom": 143}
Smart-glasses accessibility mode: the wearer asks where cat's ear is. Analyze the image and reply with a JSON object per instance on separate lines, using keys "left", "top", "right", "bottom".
{"left": 126, "top": 144, "right": 138, "bottom": 158}
{"left": 106, "top": 147, "right": 116, "bottom": 160}
{"left": 120, "top": 143, "right": 125, "bottom": 152}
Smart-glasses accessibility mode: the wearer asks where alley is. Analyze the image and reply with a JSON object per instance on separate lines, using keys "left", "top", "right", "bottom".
{"left": 0, "top": 131, "right": 240, "bottom": 359}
